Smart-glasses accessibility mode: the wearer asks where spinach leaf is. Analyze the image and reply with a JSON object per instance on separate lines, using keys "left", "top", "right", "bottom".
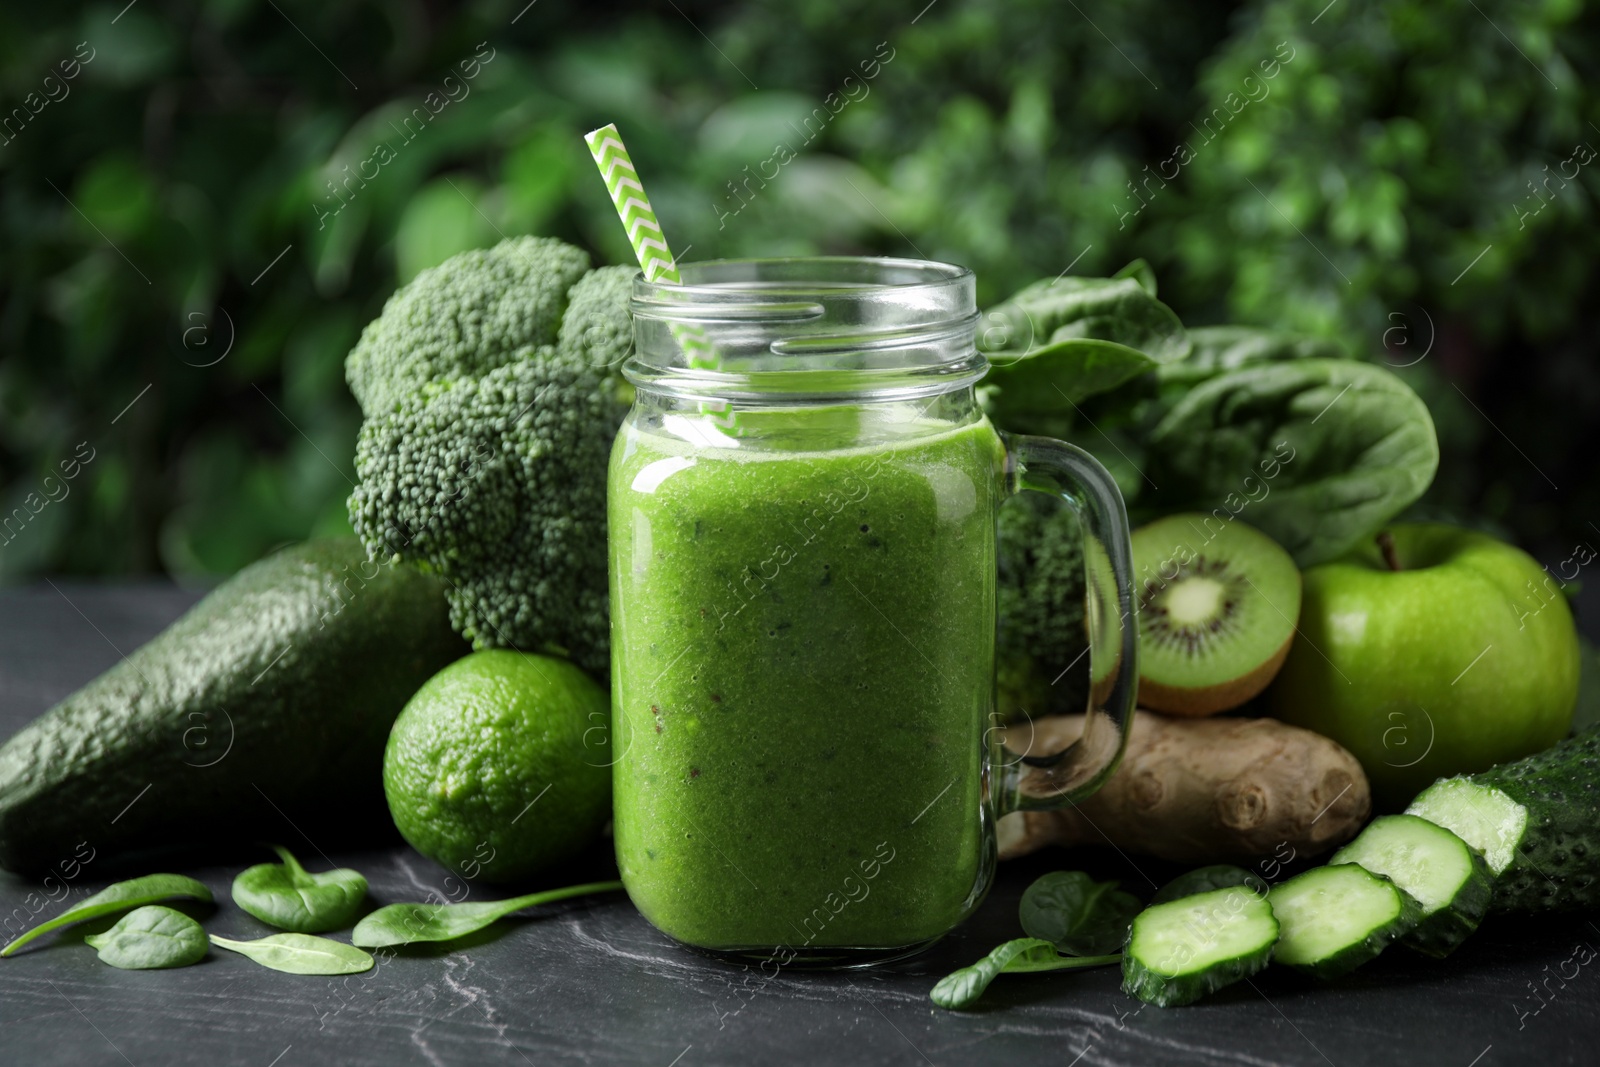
{"left": 980, "top": 269, "right": 1188, "bottom": 364}
{"left": 986, "top": 339, "right": 1159, "bottom": 417}
{"left": 1051, "top": 326, "right": 1345, "bottom": 478}
{"left": 0, "top": 874, "right": 213, "bottom": 956}
{"left": 84, "top": 906, "right": 208, "bottom": 970}
{"left": 1150, "top": 865, "right": 1268, "bottom": 906}
{"left": 209, "top": 933, "right": 373, "bottom": 975}
{"left": 351, "top": 880, "right": 623, "bottom": 949}
{"left": 1018, "top": 871, "right": 1141, "bottom": 955}
{"left": 1112, "top": 258, "right": 1159, "bottom": 296}
{"left": 979, "top": 267, "right": 1189, "bottom": 423}
{"left": 1155, "top": 326, "right": 1346, "bottom": 389}
{"left": 1145, "top": 359, "right": 1439, "bottom": 567}
{"left": 930, "top": 938, "right": 1120, "bottom": 1010}
{"left": 232, "top": 846, "right": 367, "bottom": 933}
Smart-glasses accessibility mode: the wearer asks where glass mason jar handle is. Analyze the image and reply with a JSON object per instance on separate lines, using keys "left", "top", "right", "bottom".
{"left": 996, "top": 433, "right": 1139, "bottom": 815}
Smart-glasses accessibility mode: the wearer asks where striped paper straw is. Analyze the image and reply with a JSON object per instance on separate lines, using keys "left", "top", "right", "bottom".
{"left": 584, "top": 124, "right": 721, "bottom": 377}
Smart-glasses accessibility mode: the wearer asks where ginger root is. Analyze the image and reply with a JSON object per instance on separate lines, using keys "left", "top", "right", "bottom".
{"left": 996, "top": 711, "right": 1369, "bottom": 865}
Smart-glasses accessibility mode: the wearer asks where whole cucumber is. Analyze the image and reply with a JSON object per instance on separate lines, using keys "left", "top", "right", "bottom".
{"left": 0, "top": 540, "right": 466, "bottom": 873}
{"left": 1409, "top": 728, "right": 1600, "bottom": 913}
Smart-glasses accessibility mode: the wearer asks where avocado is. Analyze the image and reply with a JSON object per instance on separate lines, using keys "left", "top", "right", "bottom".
{"left": 0, "top": 540, "right": 467, "bottom": 873}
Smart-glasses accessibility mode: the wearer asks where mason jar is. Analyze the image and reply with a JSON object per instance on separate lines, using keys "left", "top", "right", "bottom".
{"left": 608, "top": 256, "right": 1137, "bottom": 966}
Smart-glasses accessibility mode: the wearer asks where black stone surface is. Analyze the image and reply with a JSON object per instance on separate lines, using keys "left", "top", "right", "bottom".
{"left": 0, "top": 584, "right": 1595, "bottom": 1066}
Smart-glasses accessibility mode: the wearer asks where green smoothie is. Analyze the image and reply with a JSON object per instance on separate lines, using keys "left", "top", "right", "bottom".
{"left": 609, "top": 406, "right": 1006, "bottom": 952}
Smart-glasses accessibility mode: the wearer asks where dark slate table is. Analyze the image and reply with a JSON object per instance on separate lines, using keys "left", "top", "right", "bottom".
{"left": 0, "top": 585, "right": 1595, "bottom": 1066}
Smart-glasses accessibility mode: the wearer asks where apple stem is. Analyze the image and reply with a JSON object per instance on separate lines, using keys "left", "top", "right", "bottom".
{"left": 1377, "top": 530, "right": 1402, "bottom": 572}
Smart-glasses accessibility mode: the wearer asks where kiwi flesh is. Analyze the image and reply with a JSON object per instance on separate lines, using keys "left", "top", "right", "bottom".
{"left": 1132, "top": 514, "right": 1301, "bottom": 716}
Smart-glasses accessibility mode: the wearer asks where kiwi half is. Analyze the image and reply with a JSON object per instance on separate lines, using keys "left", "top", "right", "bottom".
{"left": 1132, "top": 514, "right": 1301, "bottom": 716}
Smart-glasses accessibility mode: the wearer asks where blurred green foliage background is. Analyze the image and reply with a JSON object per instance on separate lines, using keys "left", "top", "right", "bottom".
{"left": 1, "top": 0, "right": 1596, "bottom": 583}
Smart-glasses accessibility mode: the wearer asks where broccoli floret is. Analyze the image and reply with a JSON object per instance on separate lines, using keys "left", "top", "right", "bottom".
{"left": 559, "top": 261, "right": 636, "bottom": 374}
{"left": 347, "top": 238, "right": 593, "bottom": 416}
{"left": 995, "top": 494, "right": 1089, "bottom": 721}
{"left": 346, "top": 237, "right": 635, "bottom": 676}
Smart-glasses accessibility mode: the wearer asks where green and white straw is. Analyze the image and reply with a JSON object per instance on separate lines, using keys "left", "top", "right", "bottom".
{"left": 584, "top": 124, "right": 722, "bottom": 379}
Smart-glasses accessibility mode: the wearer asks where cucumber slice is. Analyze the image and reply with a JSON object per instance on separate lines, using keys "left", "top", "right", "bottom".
{"left": 1407, "top": 730, "right": 1600, "bottom": 914}
{"left": 1268, "top": 864, "right": 1420, "bottom": 979}
{"left": 1121, "top": 885, "right": 1278, "bottom": 1007}
{"left": 1330, "top": 814, "right": 1493, "bottom": 958}
{"left": 1406, "top": 777, "right": 1526, "bottom": 875}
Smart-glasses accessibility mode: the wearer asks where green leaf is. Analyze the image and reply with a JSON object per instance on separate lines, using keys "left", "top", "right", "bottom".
{"left": 1018, "top": 871, "right": 1142, "bottom": 955}
{"left": 501, "top": 125, "right": 578, "bottom": 235}
{"left": 930, "top": 938, "right": 1120, "bottom": 1010}
{"left": 231, "top": 846, "right": 368, "bottom": 933}
{"left": 698, "top": 93, "right": 820, "bottom": 161}
{"left": 394, "top": 178, "right": 500, "bottom": 282}
{"left": 0, "top": 874, "right": 213, "bottom": 956}
{"left": 351, "top": 880, "right": 623, "bottom": 949}
{"left": 1112, "top": 258, "right": 1158, "bottom": 296}
{"left": 978, "top": 268, "right": 1189, "bottom": 425}
{"left": 986, "top": 338, "right": 1158, "bottom": 417}
{"left": 75, "top": 157, "right": 158, "bottom": 241}
{"left": 1043, "top": 326, "right": 1348, "bottom": 493}
{"left": 1155, "top": 326, "right": 1346, "bottom": 390}
{"left": 979, "top": 272, "right": 1188, "bottom": 364}
{"left": 1145, "top": 359, "right": 1440, "bottom": 567}
{"left": 209, "top": 933, "right": 374, "bottom": 975}
{"left": 1150, "top": 865, "right": 1268, "bottom": 905}
{"left": 84, "top": 906, "right": 208, "bottom": 970}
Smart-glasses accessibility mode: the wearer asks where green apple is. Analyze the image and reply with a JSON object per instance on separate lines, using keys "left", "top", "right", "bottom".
{"left": 1269, "top": 523, "right": 1579, "bottom": 810}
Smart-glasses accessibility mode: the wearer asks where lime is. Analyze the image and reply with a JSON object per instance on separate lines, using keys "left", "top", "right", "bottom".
{"left": 383, "top": 650, "right": 610, "bottom": 883}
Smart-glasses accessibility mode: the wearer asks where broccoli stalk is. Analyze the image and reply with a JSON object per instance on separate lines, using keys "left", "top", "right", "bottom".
{"left": 346, "top": 237, "right": 634, "bottom": 676}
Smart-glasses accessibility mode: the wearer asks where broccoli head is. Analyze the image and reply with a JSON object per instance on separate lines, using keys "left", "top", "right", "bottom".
{"left": 346, "top": 237, "right": 635, "bottom": 676}
{"left": 995, "top": 493, "right": 1089, "bottom": 721}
